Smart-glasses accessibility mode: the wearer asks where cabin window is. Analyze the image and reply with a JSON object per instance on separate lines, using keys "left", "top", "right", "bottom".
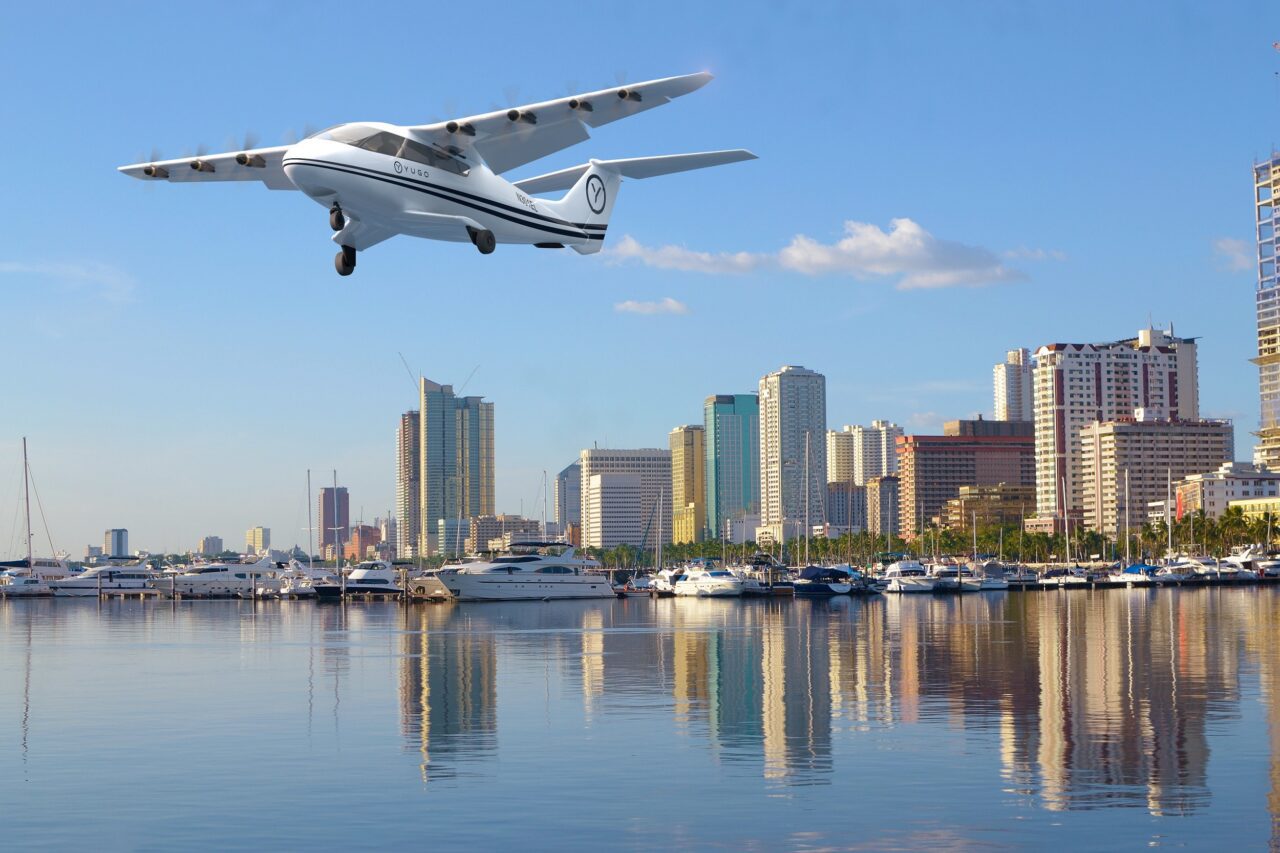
{"left": 332, "top": 128, "right": 470, "bottom": 176}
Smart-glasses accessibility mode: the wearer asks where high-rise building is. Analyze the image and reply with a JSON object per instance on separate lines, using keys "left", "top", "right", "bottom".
{"left": 669, "top": 425, "right": 706, "bottom": 543}
{"left": 245, "top": 526, "right": 270, "bottom": 554}
{"left": 897, "top": 419, "right": 1035, "bottom": 538}
{"left": 579, "top": 448, "right": 672, "bottom": 549}
{"left": 994, "top": 348, "right": 1034, "bottom": 422}
{"left": 376, "top": 516, "right": 398, "bottom": 559}
{"left": 1032, "top": 326, "right": 1199, "bottom": 520}
{"left": 554, "top": 461, "right": 582, "bottom": 527}
{"left": 1255, "top": 155, "right": 1280, "bottom": 468}
{"left": 396, "top": 411, "right": 420, "bottom": 559}
{"left": 866, "top": 476, "right": 900, "bottom": 538}
{"left": 758, "top": 366, "right": 827, "bottom": 542}
{"left": 1079, "top": 417, "right": 1233, "bottom": 537}
{"left": 419, "top": 377, "right": 495, "bottom": 556}
{"left": 827, "top": 420, "right": 903, "bottom": 486}
{"left": 319, "top": 486, "right": 350, "bottom": 553}
{"left": 704, "top": 393, "right": 759, "bottom": 540}
{"left": 196, "top": 536, "right": 223, "bottom": 556}
{"left": 104, "top": 529, "right": 128, "bottom": 558}
{"left": 826, "top": 481, "right": 867, "bottom": 532}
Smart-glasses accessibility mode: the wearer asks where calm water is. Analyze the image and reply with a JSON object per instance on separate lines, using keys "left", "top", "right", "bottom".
{"left": 3, "top": 590, "right": 1280, "bottom": 851}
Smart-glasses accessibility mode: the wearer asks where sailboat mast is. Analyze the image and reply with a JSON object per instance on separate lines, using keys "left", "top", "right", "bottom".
{"left": 307, "top": 469, "right": 314, "bottom": 571}
{"left": 22, "top": 437, "right": 32, "bottom": 567}
{"left": 1124, "top": 468, "right": 1131, "bottom": 565}
{"left": 804, "top": 431, "right": 810, "bottom": 566}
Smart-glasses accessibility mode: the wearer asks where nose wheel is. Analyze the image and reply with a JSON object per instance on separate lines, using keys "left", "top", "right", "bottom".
{"left": 334, "top": 245, "right": 356, "bottom": 276}
{"left": 329, "top": 203, "right": 345, "bottom": 232}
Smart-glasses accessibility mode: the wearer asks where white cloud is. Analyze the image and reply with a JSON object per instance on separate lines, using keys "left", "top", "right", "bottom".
{"left": 607, "top": 218, "right": 1028, "bottom": 290}
{"left": 907, "top": 411, "right": 945, "bottom": 433}
{"left": 1213, "top": 237, "right": 1252, "bottom": 272}
{"left": 0, "top": 260, "right": 137, "bottom": 303}
{"left": 1003, "top": 246, "right": 1067, "bottom": 262}
{"left": 613, "top": 297, "right": 689, "bottom": 316}
{"left": 608, "top": 235, "right": 766, "bottom": 274}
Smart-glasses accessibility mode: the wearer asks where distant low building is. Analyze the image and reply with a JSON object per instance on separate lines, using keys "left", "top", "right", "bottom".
{"left": 196, "top": 536, "right": 223, "bottom": 556}
{"left": 468, "top": 514, "right": 541, "bottom": 553}
{"left": 867, "top": 476, "right": 899, "bottom": 538}
{"left": 1175, "top": 462, "right": 1280, "bottom": 520}
{"left": 245, "top": 526, "right": 270, "bottom": 555}
{"left": 941, "top": 483, "right": 1035, "bottom": 530}
{"left": 344, "top": 524, "right": 383, "bottom": 560}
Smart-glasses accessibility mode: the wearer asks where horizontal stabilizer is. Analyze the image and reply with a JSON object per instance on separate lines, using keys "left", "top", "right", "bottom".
{"left": 513, "top": 149, "right": 756, "bottom": 195}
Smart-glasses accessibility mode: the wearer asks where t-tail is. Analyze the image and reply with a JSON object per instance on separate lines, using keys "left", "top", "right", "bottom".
{"left": 515, "top": 149, "right": 757, "bottom": 255}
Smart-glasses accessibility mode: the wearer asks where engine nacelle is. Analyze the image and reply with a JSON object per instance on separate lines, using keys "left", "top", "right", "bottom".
{"left": 445, "top": 120, "right": 475, "bottom": 136}
{"left": 142, "top": 164, "right": 169, "bottom": 178}
{"left": 568, "top": 98, "right": 594, "bottom": 112}
{"left": 617, "top": 88, "right": 641, "bottom": 102}
{"left": 190, "top": 159, "right": 216, "bottom": 173}
{"left": 235, "top": 152, "right": 265, "bottom": 168}
{"left": 506, "top": 109, "right": 536, "bottom": 124}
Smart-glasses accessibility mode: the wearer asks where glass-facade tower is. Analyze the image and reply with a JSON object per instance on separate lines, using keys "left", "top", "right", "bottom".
{"left": 1256, "top": 155, "right": 1280, "bottom": 468}
{"left": 704, "top": 393, "right": 760, "bottom": 540}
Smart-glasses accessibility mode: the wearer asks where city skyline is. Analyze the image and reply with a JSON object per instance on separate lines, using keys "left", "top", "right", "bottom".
{"left": 2, "top": 3, "right": 1276, "bottom": 553}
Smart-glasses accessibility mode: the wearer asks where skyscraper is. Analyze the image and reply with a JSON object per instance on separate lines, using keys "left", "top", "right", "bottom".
{"left": 1032, "top": 326, "right": 1198, "bottom": 519}
{"left": 826, "top": 420, "right": 903, "bottom": 486}
{"left": 319, "top": 486, "right": 350, "bottom": 553}
{"left": 758, "top": 365, "right": 827, "bottom": 541}
{"left": 994, "top": 348, "right": 1034, "bottom": 421}
{"left": 245, "top": 526, "right": 270, "bottom": 554}
{"left": 419, "top": 377, "right": 495, "bottom": 556}
{"left": 1255, "top": 155, "right": 1280, "bottom": 468}
{"left": 669, "top": 425, "right": 706, "bottom": 543}
{"left": 396, "top": 411, "right": 420, "bottom": 559}
{"left": 704, "top": 393, "right": 759, "bottom": 540}
{"left": 579, "top": 448, "right": 671, "bottom": 549}
{"left": 554, "top": 461, "right": 582, "bottom": 527}
{"left": 104, "top": 528, "right": 128, "bottom": 558}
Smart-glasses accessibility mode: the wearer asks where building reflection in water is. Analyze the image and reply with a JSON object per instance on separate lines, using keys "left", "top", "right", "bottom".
{"left": 386, "top": 589, "right": 1280, "bottom": 816}
{"left": 399, "top": 605, "right": 497, "bottom": 785}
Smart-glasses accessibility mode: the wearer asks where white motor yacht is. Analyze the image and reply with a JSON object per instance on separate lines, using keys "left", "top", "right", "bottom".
{"left": 49, "top": 564, "right": 155, "bottom": 597}
{"left": 439, "top": 543, "right": 614, "bottom": 601}
{"left": 0, "top": 557, "right": 76, "bottom": 581}
{"left": 314, "top": 560, "right": 404, "bottom": 599}
{"left": 673, "top": 566, "right": 745, "bottom": 597}
{"left": 0, "top": 572, "right": 51, "bottom": 596}
{"left": 150, "top": 555, "right": 276, "bottom": 598}
{"left": 1039, "top": 567, "right": 1091, "bottom": 588}
{"left": 882, "top": 560, "right": 936, "bottom": 593}
{"left": 927, "top": 563, "right": 982, "bottom": 592}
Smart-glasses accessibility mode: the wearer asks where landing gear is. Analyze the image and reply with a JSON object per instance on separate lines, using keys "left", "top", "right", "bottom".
{"left": 467, "top": 227, "right": 496, "bottom": 255}
{"left": 334, "top": 245, "right": 356, "bottom": 276}
{"left": 329, "top": 203, "right": 345, "bottom": 232}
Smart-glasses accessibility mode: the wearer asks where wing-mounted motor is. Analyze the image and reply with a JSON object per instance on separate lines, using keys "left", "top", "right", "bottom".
{"left": 406, "top": 72, "right": 714, "bottom": 175}
{"left": 118, "top": 145, "right": 296, "bottom": 190}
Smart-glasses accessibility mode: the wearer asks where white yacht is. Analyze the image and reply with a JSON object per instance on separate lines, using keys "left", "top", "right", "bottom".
{"left": 150, "top": 555, "right": 276, "bottom": 598}
{"left": 439, "top": 543, "right": 614, "bottom": 601}
{"left": 673, "top": 565, "right": 745, "bottom": 597}
{"left": 1039, "top": 567, "right": 1091, "bottom": 587}
{"left": 49, "top": 564, "right": 155, "bottom": 597}
{"left": 927, "top": 563, "right": 982, "bottom": 593}
{"left": 0, "top": 572, "right": 51, "bottom": 596}
{"left": 882, "top": 560, "right": 936, "bottom": 593}
{"left": 314, "top": 560, "right": 404, "bottom": 598}
{"left": 0, "top": 557, "right": 75, "bottom": 581}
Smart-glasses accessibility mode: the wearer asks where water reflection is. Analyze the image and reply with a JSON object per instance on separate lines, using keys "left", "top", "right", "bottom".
{"left": 387, "top": 590, "right": 1280, "bottom": 813}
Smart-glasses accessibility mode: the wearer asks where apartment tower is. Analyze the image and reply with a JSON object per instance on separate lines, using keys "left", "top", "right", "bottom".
{"left": 704, "top": 393, "right": 759, "bottom": 540}
{"left": 758, "top": 365, "right": 827, "bottom": 541}
{"left": 994, "top": 348, "right": 1034, "bottom": 421}
{"left": 419, "top": 377, "right": 495, "bottom": 556}
{"left": 669, "top": 425, "right": 706, "bottom": 543}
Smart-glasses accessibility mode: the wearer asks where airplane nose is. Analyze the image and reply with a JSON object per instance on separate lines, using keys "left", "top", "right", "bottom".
{"left": 282, "top": 140, "right": 335, "bottom": 202}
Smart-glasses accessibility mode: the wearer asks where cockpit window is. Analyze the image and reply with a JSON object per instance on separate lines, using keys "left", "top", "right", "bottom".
{"left": 318, "top": 125, "right": 469, "bottom": 176}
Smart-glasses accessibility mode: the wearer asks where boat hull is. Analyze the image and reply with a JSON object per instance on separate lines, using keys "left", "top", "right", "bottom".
{"left": 442, "top": 576, "right": 616, "bottom": 601}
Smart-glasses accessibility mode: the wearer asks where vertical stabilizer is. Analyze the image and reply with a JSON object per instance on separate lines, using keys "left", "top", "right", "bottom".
{"left": 543, "top": 161, "right": 621, "bottom": 255}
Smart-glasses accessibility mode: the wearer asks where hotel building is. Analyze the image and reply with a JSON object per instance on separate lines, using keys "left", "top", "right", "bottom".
{"left": 579, "top": 448, "right": 672, "bottom": 549}
{"left": 758, "top": 366, "right": 827, "bottom": 543}
{"left": 396, "top": 411, "right": 420, "bottom": 559}
{"left": 994, "top": 348, "right": 1034, "bottom": 422}
{"left": 1078, "top": 417, "right": 1233, "bottom": 537}
{"left": 827, "top": 420, "right": 903, "bottom": 486}
{"left": 419, "top": 377, "right": 495, "bottom": 556}
{"left": 1032, "top": 326, "right": 1199, "bottom": 520}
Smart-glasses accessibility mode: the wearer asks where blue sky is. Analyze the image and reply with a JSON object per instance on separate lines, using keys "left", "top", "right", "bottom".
{"left": 1, "top": 1, "right": 1277, "bottom": 555}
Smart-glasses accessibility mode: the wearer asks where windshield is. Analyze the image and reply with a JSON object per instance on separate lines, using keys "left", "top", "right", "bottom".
{"left": 317, "top": 125, "right": 469, "bottom": 176}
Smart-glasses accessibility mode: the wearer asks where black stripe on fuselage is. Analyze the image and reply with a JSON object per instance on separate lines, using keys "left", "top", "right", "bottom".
{"left": 283, "top": 157, "right": 607, "bottom": 240}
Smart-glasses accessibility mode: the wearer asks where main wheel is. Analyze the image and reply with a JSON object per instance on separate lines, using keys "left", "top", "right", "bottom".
{"left": 329, "top": 204, "right": 345, "bottom": 232}
{"left": 473, "top": 229, "right": 496, "bottom": 255}
{"left": 334, "top": 245, "right": 356, "bottom": 276}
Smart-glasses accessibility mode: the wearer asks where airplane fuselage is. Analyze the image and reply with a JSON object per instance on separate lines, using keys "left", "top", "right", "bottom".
{"left": 282, "top": 135, "right": 603, "bottom": 249}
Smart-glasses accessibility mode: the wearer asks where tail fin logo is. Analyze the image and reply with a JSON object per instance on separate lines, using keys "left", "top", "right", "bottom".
{"left": 586, "top": 175, "right": 607, "bottom": 213}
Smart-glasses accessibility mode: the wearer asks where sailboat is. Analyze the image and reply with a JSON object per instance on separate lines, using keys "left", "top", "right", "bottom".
{"left": 1, "top": 439, "right": 72, "bottom": 596}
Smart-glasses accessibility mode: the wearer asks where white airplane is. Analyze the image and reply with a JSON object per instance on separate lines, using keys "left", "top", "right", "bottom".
{"left": 118, "top": 72, "right": 754, "bottom": 275}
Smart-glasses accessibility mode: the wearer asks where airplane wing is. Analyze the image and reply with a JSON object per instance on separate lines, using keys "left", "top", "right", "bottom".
{"left": 512, "top": 150, "right": 757, "bottom": 195}
{"left": 406, "top": 72, "right": 714, "bottom": 175}
{"left": 117, "top": 145, "right": 296, "bottom": 190}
